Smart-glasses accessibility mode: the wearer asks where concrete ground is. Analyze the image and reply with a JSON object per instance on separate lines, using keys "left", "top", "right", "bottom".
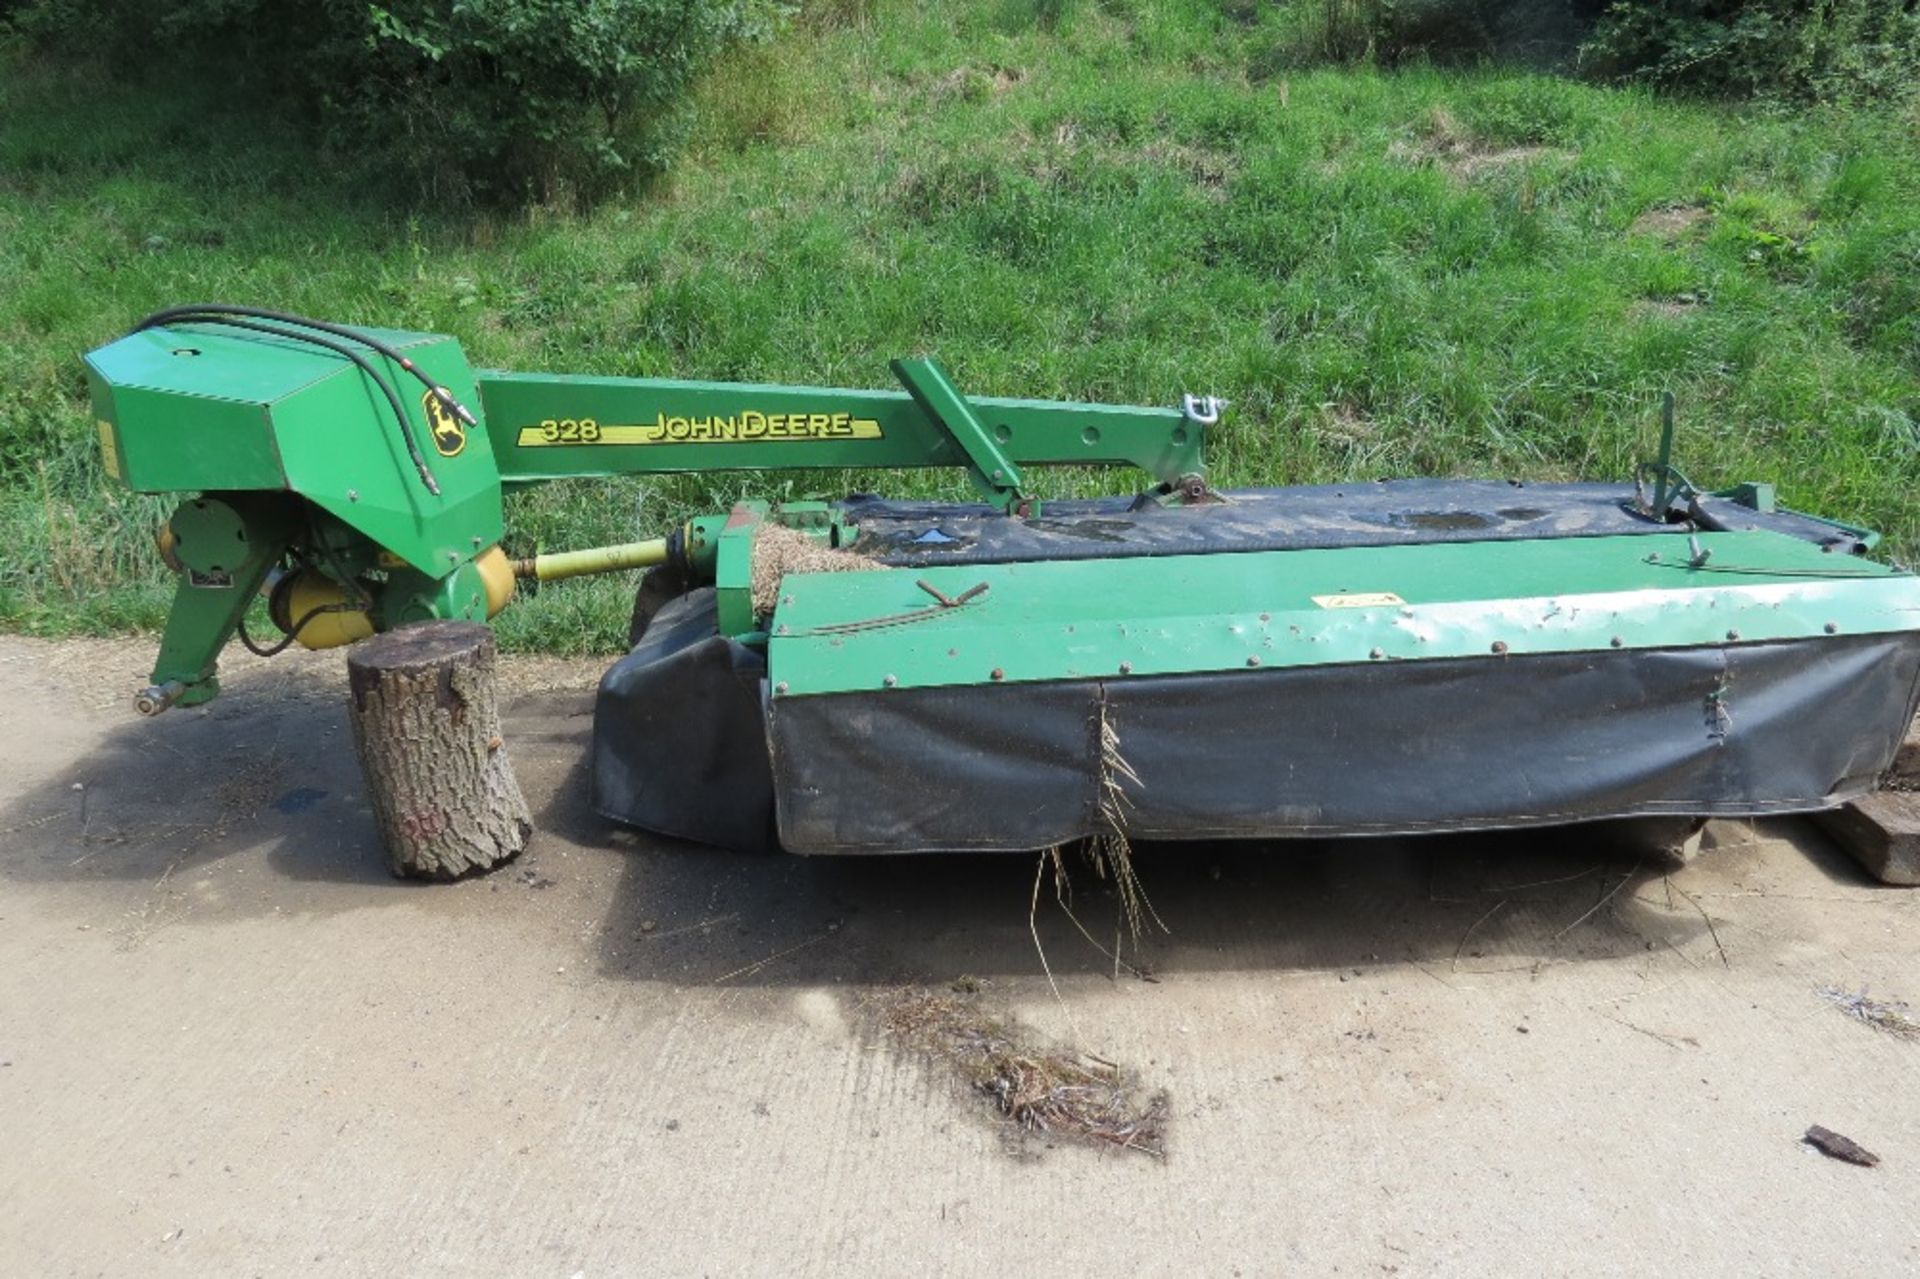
{"left": 2, "top": 633, "right": 1917, "bottom": 1277}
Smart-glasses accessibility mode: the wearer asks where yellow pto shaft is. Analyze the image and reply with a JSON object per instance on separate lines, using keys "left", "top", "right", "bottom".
{"left": 512, "top": 538, "right": 669, "bottom": 584}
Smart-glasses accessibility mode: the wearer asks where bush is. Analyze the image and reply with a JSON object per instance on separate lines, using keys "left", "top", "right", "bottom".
{"left": 1581, "top": 0, "right": 1920, "bottom": 103}
{"left": 1257, "top": 1, "right": 1600, "bottom": 71}
{"left": 1256, "top": 1, "right": 1920, "bottom": 104}
{"left": 7, "top": 0, "right": 769, "bottom": 202}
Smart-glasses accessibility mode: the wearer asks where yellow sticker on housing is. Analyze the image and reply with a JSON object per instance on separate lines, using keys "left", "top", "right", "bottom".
{"left": 424, "top": 389, "right": 466, "bottom": 458}
{"left": 1312, "top": 592, "right": 1405, "bottom": 609}
{"left": 96, "top": 420, "right": 123, "bottom": 480}
{"left": 515, "top": 411, "right": 884, "bottom": 447}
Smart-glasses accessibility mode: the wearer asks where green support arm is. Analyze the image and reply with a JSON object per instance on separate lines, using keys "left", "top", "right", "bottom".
{"left": 888, "top": 357, "right": 1025, "bottom": 510}
{"left": 137, "top": 495, "right": 290, "bottom": 713}
{"left": 475, "top": 366, "right": 1207, "bottom": 494}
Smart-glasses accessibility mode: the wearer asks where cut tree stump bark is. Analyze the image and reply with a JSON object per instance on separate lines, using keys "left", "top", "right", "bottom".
{"left": 347, "top": 621, "right": 532, "bottom": 880}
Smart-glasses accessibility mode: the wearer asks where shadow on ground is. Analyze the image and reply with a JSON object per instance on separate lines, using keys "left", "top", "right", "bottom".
{"left": 520, "top": 701, "right": 1882, "bottom": 990}
{"left": 0, "top": 674, "right": 391, "bottom": 896}
{"left": 3, "top": 675, "right": 1881, "bottom": 980}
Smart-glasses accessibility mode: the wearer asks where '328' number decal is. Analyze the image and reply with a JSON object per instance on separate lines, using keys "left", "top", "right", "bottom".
{"left": 538, "top": 418, "right": 601, "bottom": 443}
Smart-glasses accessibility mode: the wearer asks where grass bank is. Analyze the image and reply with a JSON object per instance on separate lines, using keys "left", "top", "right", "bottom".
{"left": 3, "top": 1, "right": 1916, "bottom": 654}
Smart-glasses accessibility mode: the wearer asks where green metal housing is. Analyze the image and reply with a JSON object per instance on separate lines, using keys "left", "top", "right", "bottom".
{"left": 87, "top": 324, "right": 503, "bottom": 574}
{"left": 767, "top": 532, "right": 1920, "bottom": 697}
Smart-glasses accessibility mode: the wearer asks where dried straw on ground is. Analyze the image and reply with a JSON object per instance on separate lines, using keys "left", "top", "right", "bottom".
{"left": 879, "top": 987, "right": 1168, "bottom": 1157}
{"left": 1820, "top": 985, "right": 1920, "bottom": 1041}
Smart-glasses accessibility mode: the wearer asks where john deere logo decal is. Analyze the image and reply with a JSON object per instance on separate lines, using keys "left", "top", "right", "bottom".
{"left": 514, "top": 411, "right": 884, "bottom": 447}
{"left": 424, "top": 390, "right": 466, "bottom": 457}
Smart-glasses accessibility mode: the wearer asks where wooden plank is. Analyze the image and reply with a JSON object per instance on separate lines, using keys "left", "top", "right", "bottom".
{"left": 1813, "top": 790, "right": 1920, "bottom": 887}
{"left": 1887, "top": 717, "right": 1920, "bottom": 789}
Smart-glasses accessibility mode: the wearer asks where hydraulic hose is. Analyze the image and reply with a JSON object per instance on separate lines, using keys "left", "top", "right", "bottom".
{"left": 138, "top": 304, "right": 476, "bottom": 426}
{"left": 131, "top": 305, "right": 486, "bottom": 497}
{"left": 136, "top": 312, "right": 441, "bottom": 495}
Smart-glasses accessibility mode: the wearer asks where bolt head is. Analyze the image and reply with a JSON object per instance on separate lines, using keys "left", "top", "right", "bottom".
{"left": 1118, "top": 661, "right": 1133, "bottom": 675}
{"left": 1726, "top": 629, "right": 1740, "bottom": 642}
{"left": 1491, "top": 640, "right": 1509, "bottom": 655}
{"left": 883, "top": 674, "right": 897, "bottom": 688}
{"left": 774, "top": 681, "right": 789, "bottom": 695}
{"left": 1610, "top": 636, "right": 1624, "bottom": 648}
{"left": 347, "top": 489, "right": 359, "bottom": 502}
{"left": 990, "top": 667, "right": 1005, "bottom": 681}
{"left": 1824, "top": 621, "right": 1839, "bottom": 634}
{"left": 1369, "top": 647, "right": 1384, "bottom": 660}
{"left": 1247, "top": 655, "right": 1261, "bottom": 667}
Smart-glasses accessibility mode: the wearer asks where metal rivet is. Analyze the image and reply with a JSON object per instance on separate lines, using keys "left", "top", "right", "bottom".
{"left": 1610, "top": 636, "right": 1624, "bottom": 648}
{"left": 1258, "top": 612, "right": 1270, "bottom": 623}
{"left": 1726, "top": 629, "right": 1740, "bottom": 642}
{"left": 1118, "top": 662, "right": 1132, "bottom": 675}
{"left": 447, "top": 552, "right": 459, "bottom": 564}
{"left": 883, "top": 674, "right": 897, "bottom": 688}
{"left": 1491, "top": 641, "right": 1508, "bottom": 655}
{"left": 347, "top": 489, "right": 359, "bottom": 502}
{"left": 990, "top": 667, "right": 1005, "bottom": 681}
{"left": 1824, "top": 621, "right": 1838, "bottom": 634}
{"left": 775, "top": 681, "right": 789, "bottom": 695}
{"left": 1369, "top": 647, "right": 1384, "bottom": 660}
{"left": 777, "top": 623, "right": 789, "bottom": 635}
{"left": 1247, "top": 655, "right": 1261, "bottom": 667}
{"left": 781, "top": 595, "right": 793, "bottom": 606}
{"left": 471, "top": 535, "right": 483, "bottom": 548}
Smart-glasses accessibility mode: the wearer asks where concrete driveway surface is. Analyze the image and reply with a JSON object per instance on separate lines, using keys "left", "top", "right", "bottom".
{"left": 2, "top": 635, "right": 1916, "bottom": 1276}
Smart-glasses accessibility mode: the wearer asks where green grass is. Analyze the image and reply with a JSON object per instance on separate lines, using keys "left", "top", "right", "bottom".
{"left": 3, "top": 0, "right": 1917, "bottom": 655}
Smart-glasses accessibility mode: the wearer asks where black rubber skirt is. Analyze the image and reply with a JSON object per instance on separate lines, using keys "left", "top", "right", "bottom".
{"left": 593, "top": 589, "right": 1920, "bottom": 855}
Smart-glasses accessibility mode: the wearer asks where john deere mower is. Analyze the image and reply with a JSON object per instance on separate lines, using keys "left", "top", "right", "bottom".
{"left": 83, "top": 306, "right": 1920, "bottom": 854}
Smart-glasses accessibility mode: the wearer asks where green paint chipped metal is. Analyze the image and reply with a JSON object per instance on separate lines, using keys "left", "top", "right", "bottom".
{"left": 766, "top": 532, "right": 1920, "bottom": 697}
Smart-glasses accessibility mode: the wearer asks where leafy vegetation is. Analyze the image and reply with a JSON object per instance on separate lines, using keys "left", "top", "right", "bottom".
{"left": 1582, "top": 0, "right": 1920, "bottom": 103}
{"left": 8, "top": 0, "right": 761, "bottom": 202}
{"left": 1259, "top": 0, "right": 1920, "bottom": 105}
{"left": 1, "top": 0, "right": 1917, "bottom": 654}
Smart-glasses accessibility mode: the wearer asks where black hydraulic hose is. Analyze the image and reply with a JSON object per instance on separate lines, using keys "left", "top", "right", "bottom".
{"left": 237, "top": 601, "right": 355, "bottom": 658}
{"left": 133, "top": 310, "right": 441, "bottom": 495}
{"left": 138, "top": 304, "right": 477, "bottom": 427}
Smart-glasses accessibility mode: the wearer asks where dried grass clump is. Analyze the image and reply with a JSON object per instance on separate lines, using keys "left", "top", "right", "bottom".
{"left": 1088, "top": 694, "right": 1160, "bottom": 940}
{"left": 1387, "top": 106, "right": 1561, "bottom": 181}
{"left": 1820, "top": 985, "right": 1920, "bottom": 1042}
{"left": 748, "top": 524, "right": 881, "bottom": 618}
{"left": 880, "top": 987, "right": 1168, "bottom": 1158}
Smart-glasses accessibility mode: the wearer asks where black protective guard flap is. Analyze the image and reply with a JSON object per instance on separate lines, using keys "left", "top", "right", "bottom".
{"left": 592, "top": 589, "right": 779, "bottom": 852}
{"left": 767, "top": 634, "right": 1920, "bottom": 854}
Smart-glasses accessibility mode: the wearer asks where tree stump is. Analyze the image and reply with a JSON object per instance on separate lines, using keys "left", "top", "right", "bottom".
{"left": 347, "top": 621, "right": 532, "bottom": 880}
